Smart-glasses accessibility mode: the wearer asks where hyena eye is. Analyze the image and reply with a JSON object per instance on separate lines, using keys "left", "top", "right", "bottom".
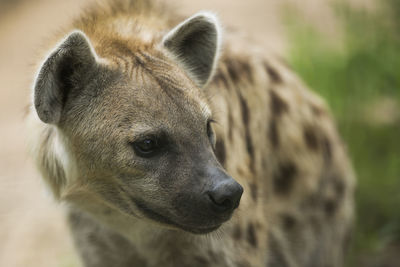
{"left": 132, "top": 138, "right": 160, "bottom": 158}
{"left": 207, "top": 120, "right": 216, "bottom": 148}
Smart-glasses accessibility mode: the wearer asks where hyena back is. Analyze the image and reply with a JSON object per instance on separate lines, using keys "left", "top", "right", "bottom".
{"left": 28, "top": 0, "right": 355, "bottom": 266}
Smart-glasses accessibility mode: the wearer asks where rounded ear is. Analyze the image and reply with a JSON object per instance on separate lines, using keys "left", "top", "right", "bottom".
{"left": 162, "top": 12, "right": 222, "bottom": 87}
{"left": 33, "top": 31, "right": 98, "bottom": 124}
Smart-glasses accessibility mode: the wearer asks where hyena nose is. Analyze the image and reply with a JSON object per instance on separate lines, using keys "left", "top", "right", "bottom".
{"left": 208, "top": 179, "right": 243, "bottom": 213}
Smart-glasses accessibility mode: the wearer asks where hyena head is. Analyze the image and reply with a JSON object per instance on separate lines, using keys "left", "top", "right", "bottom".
{"left": 33, "top": 12, "right": 243, "bottom": 234}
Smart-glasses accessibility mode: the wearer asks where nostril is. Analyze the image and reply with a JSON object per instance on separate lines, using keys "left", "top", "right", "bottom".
{"left": 211, "top": 194, "right": 233, "bottom": 208}
{"left": 206, "top": 172, "right": 243, "bottom": 214}
{"left": 220, "top": 198, "right": 232, "bottom": 209}
{"left": 208, "top": 194, "right": 233, "bottom": 212}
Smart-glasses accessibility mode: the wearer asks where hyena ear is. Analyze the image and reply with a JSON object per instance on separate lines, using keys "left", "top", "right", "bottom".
{"left": 162, "top": 12, "right": 221, "bottom": 87}
{"left": 34, "top": 31, "right": 97, "bottom": 124}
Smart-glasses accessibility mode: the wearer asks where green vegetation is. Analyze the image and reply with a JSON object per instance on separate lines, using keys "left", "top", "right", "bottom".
{"left": 285, "top": 0, "right": 400, "bottom": 265}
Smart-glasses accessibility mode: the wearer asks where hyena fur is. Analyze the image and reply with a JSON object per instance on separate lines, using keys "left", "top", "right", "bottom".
{"left": 27, "top": 0, "right": 355, "bottom": 266}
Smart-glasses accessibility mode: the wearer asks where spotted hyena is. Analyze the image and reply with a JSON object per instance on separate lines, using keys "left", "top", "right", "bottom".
{"left": 27, "top": 0, "right": 355, "bottom": 266}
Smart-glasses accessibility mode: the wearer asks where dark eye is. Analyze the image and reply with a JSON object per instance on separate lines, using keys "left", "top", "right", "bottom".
{"left": 132, "top": 137, "right": 160, "bottom": 158}
{"left": 207, "top": 120, "right": 216, "bottom": 147}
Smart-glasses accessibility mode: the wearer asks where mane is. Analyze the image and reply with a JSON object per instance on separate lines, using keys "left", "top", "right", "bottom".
{"left": 72, "top": 0, "right": 178, "bottom": 37}
{"left": 81, "top": 0, "right": 159, "bottom": 20}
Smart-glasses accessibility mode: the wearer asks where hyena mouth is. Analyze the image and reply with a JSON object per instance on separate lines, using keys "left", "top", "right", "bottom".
{"left": 132, "top": 197, "right": 222, "bottom": 234}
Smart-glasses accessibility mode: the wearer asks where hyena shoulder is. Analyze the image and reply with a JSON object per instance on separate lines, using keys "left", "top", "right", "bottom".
{"left": 207, "top": 41, "right": 355, "bottom": 266}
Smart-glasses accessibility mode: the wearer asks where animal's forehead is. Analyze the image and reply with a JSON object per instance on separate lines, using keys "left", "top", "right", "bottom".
{"left": 91, "top": 40, "right": 212, "bottom": 126}
{"left": 124, "top": 76, "right": 210, "bottom": 127}
{"left": 95, "top": 56, "right": 211, "bottom": 131}
{"left": 103, "top": 43, "right": 204, "bottom": 98}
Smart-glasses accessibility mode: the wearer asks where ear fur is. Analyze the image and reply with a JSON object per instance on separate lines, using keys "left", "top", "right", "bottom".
{"left": 162, "top": 12, "right": 222, "bottom": 87}
{"left": 33, "top": 31, "right": 97, "bottom": 124}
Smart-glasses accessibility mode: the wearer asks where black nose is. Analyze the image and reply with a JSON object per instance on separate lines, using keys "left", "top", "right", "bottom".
{"left": 208, "top": 179, "right": 243, "bottom": 213}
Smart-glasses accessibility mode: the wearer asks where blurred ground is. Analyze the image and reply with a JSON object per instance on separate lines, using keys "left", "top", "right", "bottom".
{"left": 0, "top": 0, "right": 386, "bottom": 267}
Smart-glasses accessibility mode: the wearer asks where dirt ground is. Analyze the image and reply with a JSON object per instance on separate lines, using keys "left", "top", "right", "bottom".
{"left": 0, "top": 0, "right": 356, "bottom": 266}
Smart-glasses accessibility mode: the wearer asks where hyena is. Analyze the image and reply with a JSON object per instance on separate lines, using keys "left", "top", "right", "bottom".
{"left": 27, "top": 0, "right": 355, "bottom": 266}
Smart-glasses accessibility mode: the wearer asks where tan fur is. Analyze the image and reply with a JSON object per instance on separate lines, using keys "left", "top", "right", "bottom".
{"left": 28, "top": 0, "right": 355, "bottom": 266}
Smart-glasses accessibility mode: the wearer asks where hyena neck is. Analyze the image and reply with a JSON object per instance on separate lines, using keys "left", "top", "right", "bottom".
{"left": 67, "top": 204, "right": 231, "bottom": 267}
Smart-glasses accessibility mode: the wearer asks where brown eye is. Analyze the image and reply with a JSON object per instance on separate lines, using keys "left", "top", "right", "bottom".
{"left": 207, "top": 120, "right": 216, "bottom": 147}
{"left": 207, "top": 121, "right": 213, "bottom": 137}
{"left": 132, "top": 138, "right": 160, "bottom": 158}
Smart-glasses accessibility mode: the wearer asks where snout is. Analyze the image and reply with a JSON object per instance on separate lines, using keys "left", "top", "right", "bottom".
{"left": 164, "top": 164, "right": 244, "bottom": 234}
{"left": 207, "top": 168, "right": 243, "bottom": 215}
{"left": 207, "top": 175, "right": 243, "bottom": 215}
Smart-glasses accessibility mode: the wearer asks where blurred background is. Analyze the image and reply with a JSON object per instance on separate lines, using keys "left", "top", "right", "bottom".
{"left": 0, "top": 0, "right": 398, "bottom": 266}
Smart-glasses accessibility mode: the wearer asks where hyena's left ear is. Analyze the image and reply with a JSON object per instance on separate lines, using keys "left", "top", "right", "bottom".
{"left": 33, "top": 31, "right": 98, "bottom": 124}
{"left": 162, "top": 12, "right": 221, "bottom": 87}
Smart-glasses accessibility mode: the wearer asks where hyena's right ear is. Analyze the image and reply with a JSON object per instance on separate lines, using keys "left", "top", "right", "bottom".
{"left": 162, "top": 12, "right": 221, "bottom": 87}
{"left": 34, "top": 31, "right": 97, "bottom": 124}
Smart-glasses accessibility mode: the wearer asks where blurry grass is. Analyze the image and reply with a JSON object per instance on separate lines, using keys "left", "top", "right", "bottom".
{"left": 284, "top": 0, "right": 400, "bottom": 265}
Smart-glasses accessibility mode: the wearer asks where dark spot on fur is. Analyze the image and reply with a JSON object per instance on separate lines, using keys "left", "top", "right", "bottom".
{"left": 303, "top": 126, "right": 319, "bottom": 151}
{"left": 264, "top": 63, "right": 283, "bottom": 83}
{"left": 67, "top": 210, "right": 82, "bottom": 227}
{"left": 249, "top": 183, "right": 258, "bottom": 201}
{"left": 334, "top": 179, "right": 345, "bottom": 198}
{"left": 269, "top": 119, "right": 279, "bottom": 148}
{"left": 237, "top": 166, "right": 246, "bottom": 177}
{"left": 269, "top": 90, "right": 288, "bottom": 116}
{"left": 273, "top": 162, "right": 297, "bottom": 195}
{"left": 326, "top": 173, "right": 345, "bottom": 201}
{"left": 238, "top": 93, "right": 255, "bottom": 172}
{"left": 213, "top": 69, "right": 229, "bottom": 88}
{"left": 238, "top": 59, "right": 254, "bottom": 83}
{"left": 226, "top": 59, "right": 240, "bottom": 83}
{"left": 321, "top": 137, "right": 332, "bottom": 162}
{"left": 311, "top": 104, "right": 325, "bottom": 116}
{"left": 225, "top": 58, "right": 253, "bottom": 83}
{"left": 215, "top": 139, "right": 226, "bottom": 166}
{"left": 239, "top": 92, "right": 250, "bottom": 123}
{"left": 228, "top": 110, "right": 234, "bottom": 141}
{"left": 233, "top": 225, "right": 242, "bottom": 240}
{"left": 324, "top": 199, "right": 338, "bottom": 216}
{"left": 245, "top": 134, "right": 255, "bottom": 172}
{"left": 247, "top": 223, "right": 258, "bottom": 247}
{"left": 281, "top": 214, "right": 296, "bottom": 230}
